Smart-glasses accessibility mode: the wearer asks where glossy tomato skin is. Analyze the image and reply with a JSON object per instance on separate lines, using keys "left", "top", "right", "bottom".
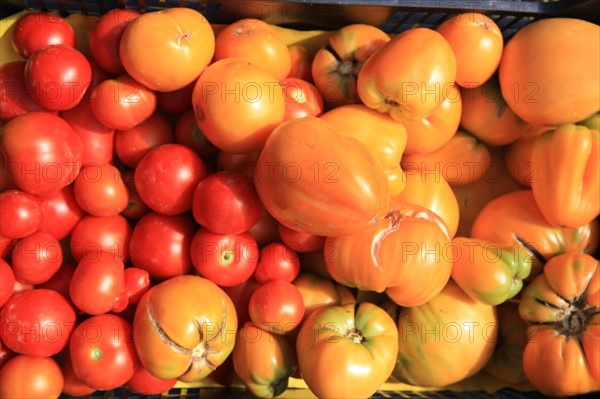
{"left": 277, "top": 223, "right": 325, "bottom": 253}
{"left": 248, "top": 208, "right": 281, "bottom": 247}
{"left": 134, "top": 143, "right": 207, "bottom": 215}
{"left": 70, "top": 314, "right": 139, "bottom": 390}
{"left": 125, "top": 364, "right": 177, "bottom": 395}
{"left": 73, "top": 163, "right": 129, "bottom": 217}
{"left": 114, "top": 113, "right": 174, "bottom": 168}
{"left": 1, "top": 111, "right": 83, "bottom": 196}
{"left": 11, "top": 11, "right": 75, "bottom": 58}
{"left": 24, "top": 45, "right": 92, "bottom": 111}
{"left": 0, "top": 259, "right": 15, "bottom": 308}
{"left": 38, "top": 262, "right": 76, "bottom": 304}
{"left": 292, "top": 272, "right": 355, "bottom": 319}
{"left": 10, "top": 231, "right": 63, "bottom": 285}
{"left": 157, "top": 80, "right": 195, "bottom": 115}
{"left": 281, "top": 77, "right": 324, "bottom": 121}
{"left": 254, "top": 242, "right": 301, "bottom": 283}
{"left": 133, "top": 275, "right": 237, "bottom": 381}
{"left": 129, "top": 211, "right": 197, "bottom": 281}
{"left": 192, "top": 171, "right": 263, "bottom": 235}
{"left": 0, "top": 61, "right": 52, "bottom": 123}
{"left": 222, "top": 276, "right": 261, "bottom": 327}
{"left": 297, "top": 302, "right": 398, "bottom": 398}
{"left": 174, "top": 108, "right": 220, "bottom": 159}
{"left": 69, "top": 214, "right": 132, "bottom": 264}
{"left": 0, "top": 355, "right": 64, "bottom": 399}
{"left": 0, "top": 189, "right": 43, "bottom": 239}
{"left": 248, "top": 280, "right": 305, "bottom": 335}
{"left": 37, "top": 185, "right": 85, "bottom": 240}
{"left": 120, "top": 7, "right": 215, "bottom": 92}
{"left": 190, "top": 228, "right": 259, "bottom": 287}
{"left": 60, "top": 351, "right": 96, "bottom": 397}
{"left": 0, "top": 288, "right": 76, "bottom": 357}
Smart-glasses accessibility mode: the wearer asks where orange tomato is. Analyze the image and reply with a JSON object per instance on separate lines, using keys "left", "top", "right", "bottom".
{"left": 287, "top": 45, "right": 313, "bottom": 82}
{"left": 436, "top": 13, "right": 503, "bottom": 88}
{"left": 503, "top": 135, "right": 537, "bottom": 187}
{"left": 292, "top": 272, "right": 355, "bottom": 319}
{"left": 214, "top": 18, "right": 291, "bottom": 81}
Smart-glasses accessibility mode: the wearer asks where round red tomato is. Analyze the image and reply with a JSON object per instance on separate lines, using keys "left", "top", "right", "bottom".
{"left": 114, "top": 113, "right": 174, "bottom": 168}
{"left": 277, "top": 223, "right": 325, "bottom": 253}
{"left": 11, "top": 231, "right": 63, "bottom": 285}
{"left": 280, "top": 77, "right": 324, "bottom": 121}
{"left": 0, "top": 259, "right": 15, "bottom": 308}
{"left": 248, "top": 279, "right": 305, "bottom": 335}
{"left": 11, "top": 11, "right": 75, "bottom": 58}
{"left": 60, "top": 351, "right": 96, "bottom": 397}
{"left": 253, "top": 242, "right": 301, "bottom": 283}
{"left": 192, "top": 171, "right": 263, "bottom": 235}
{"left": 0, "top": 355, "right": 64, "bottom": 399}
{"left": 157, "top": 80, "right": 195, "bottom": 114}
{"left": 0, "top": 189, "right": 43, "bottom": 239}
{"left": 125, "top": 365, "right": 177, "bottom": 395}
{"left": 38, "top": 262, "right": 76, "bottom": 304}
{"left": 190, "top": 228, "right": 259, "bottom": 287}
{"left": 69, "top": 314, "right": 139, "bottom": 390}
{"left": 174, "top": 109, "right": 220, "bottom": 159}
{"left": 120, "top": 170, "right": 151, "bottom": 221}
{"left": 222, "top": 276, "right": 261, "bottom": 327}
{"left": 0, "top": 288, "right": 76, "bottom": 357}
{"left": 69, "top": 214, "right": 132, "bottom": 263}
{"left": 0, "top": 61, "right": 52, "bottom": 123}
{"left": 37, "top": 185, "right": 85, "bottom": 240}
{"left": 73, "top": 163, "right": 128, "bottom": 217}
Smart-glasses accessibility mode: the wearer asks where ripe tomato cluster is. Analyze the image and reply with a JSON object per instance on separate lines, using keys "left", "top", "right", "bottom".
{"left": 0, "top": 6, "right": 599, "bottom": 399}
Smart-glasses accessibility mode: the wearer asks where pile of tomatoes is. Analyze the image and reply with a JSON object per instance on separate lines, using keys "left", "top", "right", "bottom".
{"left": 0, "top": 5, "right": 599, "bottom": 399}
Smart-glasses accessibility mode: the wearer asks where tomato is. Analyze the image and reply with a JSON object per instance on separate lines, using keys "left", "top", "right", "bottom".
{"left": 69, "top": 250, "right": 125, "bottom": 315}
{"left": 450, "top": 237, "right": 532, "bottom": 305}
{"left": 217, "top": 149, "right": 260, "bottom": 179}
{"left": 120, "top": 170, "right": 151, "bottom": 222}
{"left": 499, "top": 18, "right": 599, "bottom": 126}
{"left": 392, "top": 281, "right": 498, "bottom": 387}
{"left": 10, "top": 231, "right": 63, "bottom": 285}
{"left": 157, "top": 80, "right": 195, "bottom": 115}
{"left": 60, "top": 98, "right": 116, "bottom": 166}
{"left": 391, "top": 167, "right": 459, "bottom": 239}
{"left": 325, "top": 205, "right": 452, "bottom": 307}
{"left": 133, "top": 275, "right": 237, "bottom": 381}
{"left": 0, "top": 259, "right": 15, "bottom": 308}
{"left": 503, "top": 135, "right": 540, "bottom": 187}
{"left": 24, "top": 45, "right": 92, "bottom": 111}
{"left": 402, "top": 84, "right": 462, "bottom": 155}
{"left": 222, "top": 276, "right": 261, "bottom": 327}
{"left": 254, "top": 116, "right": 389, "bottom": 237}
{"left": 402, "top": 130, "right": 493, "bottom": 186}
{"left": 277, "top": 223, "right": 325, "bottom": 253}
{"left": 214, "top": 18, "right": 291, "bottom": 80}
{"left": 0, "top": 235, "right": 16, "bottom": 260}
{"left": 436, "top": 13, "right": 503, "bottom": 88}
{"left": 0, "top": 355, "right": 64, "bottom": 399}
{"left": 69, "top": 214, "right": 132, "bottom": 263}
{"left": 311, "top": 24, "right": 390, "bottom": 107}
{"left": 518, "top": 252, "right": 600, "bottom": 396}
{"left": 249, "top": 280, "right": 305, "bottom": 335}
{"left": 125, "top": 364, "right": 177, "bottom": 395}
{"left": 11, "top": 11, "right": 75, "bottom": 58}
{"left": 192, "top": 171, "right": 263, "bottom": 235}
{"left": 280, "top": 77, "right": 324, "bottom": 121}
{"left": 120, "top": 7, "right": 215, "bottom": 92}
{"left": 296, "top": 302, "right": 397, "bottom": 398}
{"left": 90, "top": 74, "right": 157, "bottom": 131}
{"left": 73, "top": 163, "right": 129, "bottom": 217}
{"left": 0, "top": 288, "right": 76, "bottom": 357}
{"left": 89, "top": 9, "right": 141, "bottom": 75}
{"left": 60, "top": 351, "right": 96, "bottom": 397}
{"left": 531, "top": 124, "right": 599, "bottom": 228}
{"left": 0, "top": 61, "right": 52, "bottom": 123}
{"left": 37, "top": 262, "right": 76, "bottom": 304}
{"left": 292, "top": 272, "right": 355, "bottom": 318}
{"left": 0, "top": 338, "right": 16, "bottom": 372}
{"left": 174, "top": 109, "right": 220, "bottom": 159}
{"left": 70, "top": 314, "right": 139, "bottom": 390}
{"left": 232, "top": 321, "right": 297, "bottom": 397}
{"left": 357, "top": 27, "right": 456, "bottom": 122}
{"left": 253, "top": 242, "right": 301, "bottom": 283}
{"left": 121, "top": 267, "right": 151, "bottom": 306}
{"left": 320, "top": 103, "right": 407, "bottom": 196}
{"left": 190, "top": 228, "right": 259, "bottom": 287}
{"left": 287, "top": 45, "right": 312, "bottom": 82}
{"left": 248, "top": 208, "right": 281, "bottom": 248}
{"left": 1, "top": 111, "right": 83, "bottom": 196}
{"left": 0, "top": 189, "right": 42, "bottom": 239}
{"left": 37, "top": 185, "right": 85, "bottom": 240}
{"left": 192, "top": 57, "right": 286, "bottom": 154}
{"left": 134, "top": 143, "right": 207, "bottom": 215}
{"left": 114, "top": 113, "right": 174, "bottom": 168}
{"left": 129, "top": 211, "right": 197, "bottom": 281}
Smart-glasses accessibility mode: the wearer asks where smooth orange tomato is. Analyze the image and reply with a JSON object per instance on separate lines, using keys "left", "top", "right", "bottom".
{"left": 214, "top": 18, "right": 291, "bottom": 81}
{"left": 498, "top": 18, "right": 600, "bottom": 126}
{"left": 320, "top": 103, "right": 407, "bottom": 196}
{"left": 357, "top": 27, "right": 456, "bottom": 122}
{"left": 287, "top": 45, "right": 312, "bottom": 82}
{"left": 436, "top": 13, "right": 503, "bottom": 88}
{"left": 503, "top": 135, "right": 537, "bottom": 187}
{"left": 120, "top": 7, "right": 215, "bottom": 92}
{"left": 311, "top": 23, "right": 390, "bottom": 107}
{"left": 192, "top": 57, "right": 285, "bottom": 154}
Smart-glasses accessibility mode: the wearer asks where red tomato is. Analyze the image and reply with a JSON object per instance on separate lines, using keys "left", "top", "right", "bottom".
{"left": 134, "top": 143, "right": 207, "bottom": 215}
{"left": 1, "top": 111, "right": 83, "bottom": 196}
{"left": 157, "top": 80, "right": 195, "bottom": 114}
{"left": 287, "top": 45, "right": 313, "bottom": 82}
{"left": 60, "top": 351, "right": 96, "bottom": 397}
{"left": 280, "top": 77, "right": 324, "bottom": 121}
{"left": 174, "top": 109, "right": 220, "bottom": 159}
{"left": 89, "top": 74, "right": 157, "bottom": 131}
{"left": 69, "top": 314, "right": 139, "bottom": 390}
{"left": 69, "top": 214, "right": 132, "bottom": 263}
{"left": 115, "top": 113, "right": 174, "bottom": 168}
{"left": 24, "top": 45, "right": 92, "bottom": 111}
{"left": 0, "top": 235, "right": 16, "bottom": 260}
{"left": 120, "top": 170, "right": 151, "bottom": 221}
{"left": 192, "top": 171, "right": 263, "bottom": 235}
{"left": 190, "top": 228, "right": 259, "bottom": 287}
{"left": 222, "top": 276, "right": 261, "bottom": 327}
{"left": 10, "top": 231, "right": 63, "bottom": 285}
{"left": 69, "top": 250, "right": 125, "bottom": 315}
{"left": 37, "top": 185, "right": 85, "bottom": 241}
{"left": 254, "top": 242, "right": 301, "bottom": 283}
{"left": 89, "top": 9, "right": 141, "bottom": 75}
{"left": 277, "top": 223, "right": 325, "bottom": 253}
{"left": 0, "top": 338, "right": 16, "bottom": 370}
{"left": 0, "top": 288, "right": 76, "bottom": 357}
{"left": 73, "top": 163, "right": 129, "bottom": 217}
{"left": 11, "top": 11, "right": 75, "bottom": 58}
{"left": 122, "top": 267, "right": 151, "bottom": 306}
{"left": 248, "top": 208, "right": 281, "bottom": 248}
{"left": 0, "top": 61, "right": 52, "bottom": 123}
{"left": 248, "top": 280, "right": 305, "bottom": 335}
{"left": 129, "top": 212, "right": 197, "bottom": 281}
{"left": 125, "top": 365, "right": 177, "bottom": 395}
{"left": 0, "top": 259, "right": 15, "bottom": 308}
{"left": 38, "top": 262, "right": 76, "bottom": 304}
{"left": 0, "top": 189, "right": 43, "bottom": 239}
{"left": 0, "top": 355, "right": 64, "bottom": 399}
